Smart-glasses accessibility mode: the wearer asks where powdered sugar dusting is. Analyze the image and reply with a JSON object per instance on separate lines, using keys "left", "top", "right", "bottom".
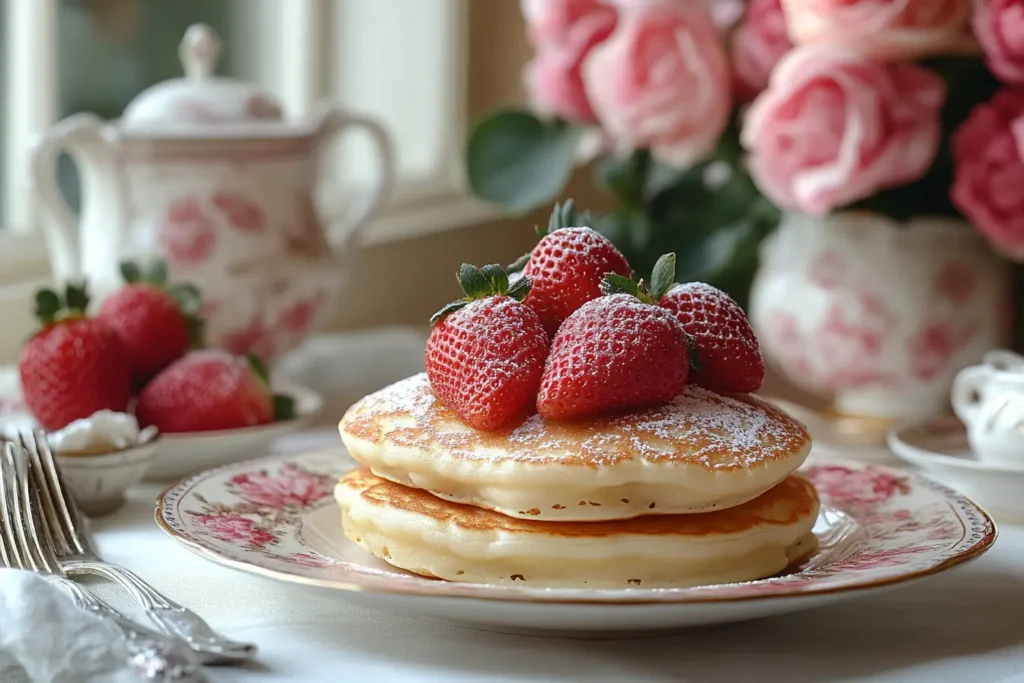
{"left": 341, "top": 374, "right": 809, "bottom": 470}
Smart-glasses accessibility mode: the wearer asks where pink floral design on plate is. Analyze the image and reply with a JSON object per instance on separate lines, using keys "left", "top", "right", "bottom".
{"left": 212, "top": 191, "right": 266, "bottom": 233}
{"left": 159, "top": 197, "right": 218, "bottom": 269}
{"left": 229, "top": 463, "right": 330, "bottom": 509}
{"left": 193, "top": 512, "right": 277, "bottom": 546}
{"left": 809, "top": 465, "right": 910, "bottom": 505}
{"left": 157, "top": 453, "right": 996, "bottom": 607}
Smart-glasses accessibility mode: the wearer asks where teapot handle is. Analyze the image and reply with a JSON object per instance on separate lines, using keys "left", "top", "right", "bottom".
{"left": 30, "top": 113, "right": 121, "bottom": 283}
{"left": 951, "top": 365, "right": 992, "bottom": 427}
{"left": 313, "top": 104, "right": 395, "bottom": 270}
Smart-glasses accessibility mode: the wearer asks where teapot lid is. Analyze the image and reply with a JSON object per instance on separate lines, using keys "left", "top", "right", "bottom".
{"left": 120, "top": 24, "right": 285, "bottom": 131}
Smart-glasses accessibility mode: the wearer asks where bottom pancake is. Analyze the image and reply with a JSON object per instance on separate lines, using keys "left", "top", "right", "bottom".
{"left": 335, "top": 468, "right": 820, "bottom": 588}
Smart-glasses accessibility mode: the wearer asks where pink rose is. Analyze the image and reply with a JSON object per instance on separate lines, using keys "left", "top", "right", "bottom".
{"left": 731, "top": 0, "right": 793, "bottom": 99}
{"left": 974, "top": 0, "right": 1024, "bottom": 84}
{"left": 582, "top": 0, "right": 732, "bottom": 168}
{"left": 951, "top": 89, "right": 1024, "bottom": 259}
{"left": 741, "top": 46, "right": 945, "bottom": 215}
{"left": 781, "top": 0, "right": 974, "bottom": 60}
{"left": 229, "top": 464, "right": 329, "bottom": 509}
{"left": 522, "top": 0, "right": 618, "bottom": 122}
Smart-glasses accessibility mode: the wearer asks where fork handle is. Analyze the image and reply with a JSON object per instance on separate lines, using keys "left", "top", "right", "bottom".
{"left": 48, "top": 577, "right": 206, "bottom": 682}
{"left": 65, "top": 560, "right": 257, "bottom": 665}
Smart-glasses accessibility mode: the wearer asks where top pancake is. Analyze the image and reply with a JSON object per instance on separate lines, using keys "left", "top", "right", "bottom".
{"left": 339, "top": 373, "right": 811, "bottom": 521}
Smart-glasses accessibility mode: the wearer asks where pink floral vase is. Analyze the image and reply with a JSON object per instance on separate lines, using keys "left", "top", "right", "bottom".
{"left": 750, "top": 211, "right": 1012, "bottom": 420}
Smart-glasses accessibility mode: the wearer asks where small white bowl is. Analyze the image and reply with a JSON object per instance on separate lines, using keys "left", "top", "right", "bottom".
{"left": 887, "top": 417, "right": 1024, "bottom": 523}
{"left": 55, "top": 438, "right": 160, "bottom": 516}
{"left": 144, "top": 380, "right": 324, "bottom": 482}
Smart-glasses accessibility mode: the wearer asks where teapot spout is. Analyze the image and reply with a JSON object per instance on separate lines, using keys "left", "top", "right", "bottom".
{"left": 30, "top": 113, "right": 125, "bottom": 287}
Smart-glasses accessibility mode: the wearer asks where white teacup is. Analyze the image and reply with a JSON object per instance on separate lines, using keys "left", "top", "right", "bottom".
{"left": 952, "top": 350, "right": 1024, "bottom": 469}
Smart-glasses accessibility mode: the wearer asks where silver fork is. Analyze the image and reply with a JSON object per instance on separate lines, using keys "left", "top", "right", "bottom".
{"left": 1, "top": 441, "right": 206, "bottom": 682}
{"left": 19, "top": 430, "right": 257, "bottom": 665}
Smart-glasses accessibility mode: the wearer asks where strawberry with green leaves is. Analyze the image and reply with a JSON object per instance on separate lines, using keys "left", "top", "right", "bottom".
{"left": 657, "top": 258, "right": 765, "bottom": 394}
{"left": 135, "top": 350, "right": 295, "bottom": 433}
{"left": 537, "top": 254, "right": 693, "bottom": 421}
{"left": 18, "top": 283, "right": 132, "bottom": 431}
{"left": 97, "top": 259, "right": 204, "bottom": 386}
{"left": 426, "top": 263, "right": 548, "bottom": 431}
{"left": 511, "top": 200, "right": 632, "bottom": 337}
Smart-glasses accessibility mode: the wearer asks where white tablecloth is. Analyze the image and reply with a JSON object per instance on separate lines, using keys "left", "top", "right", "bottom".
{"left": 86, "top": 426, "right": 1024, "bottom": 683}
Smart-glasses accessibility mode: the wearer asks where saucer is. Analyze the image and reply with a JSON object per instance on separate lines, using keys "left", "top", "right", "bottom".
{"left": 156, "top": 449, "right": 995, "bottom": 635}
{"left": 888, "top": 417, "right": 1024, "bottom": 523}
{"left": 763, "top": 395, "right": 901, "bottom": 465}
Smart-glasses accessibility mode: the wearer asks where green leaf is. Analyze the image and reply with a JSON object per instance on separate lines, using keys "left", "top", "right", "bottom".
{"left": 596, "top": 150, "right": 650, "bottom": 206}
{"left": 480, "top": 264, "right": 509, "bottom": 296}
{"left": 544, "top": 199, "right": 592, "bottom": 234}
{"left": 168, "top": 283, "right": 203, "bottom": 316}
{"left": 458, "top": 263, "right": 491, "bottom": 299}
{"left": 186, "top": 316, "right": 206, "bottom": 349}
{"left": 63, "top": 281, "right": 90, "bottom": 313}
{"left": 686, "top": 333, "right": 704, "bottom": 372}
{"left": 429, "top": 300, "right": 468, "bottom": 326}
{"left": 466, "top": 110, "right": 581, "bottom": 212}
{"left": 33, "top": 289, "right": 61, "bottom": 325}
{"left": 649, "top": 253, "right": 676, "bottom": 301}
{"left": 273, "top": 393, "right": 297, "bottom": 421}
{"left": 148, "top": 259, "right": 169, "bottom": 286}
{"left": 119, "top": 261, "right": 141, "bottom": 284}
{"left": 245, "top": 352, "right": 270, "bottom": 385}
{"left": 507, "top": 274, "right": 532, "bottom": 302}
{"left": 600, "top": 273, "right": 641, "bottom": 298}
{"left": 507, "top": 252, "right": 531, "bottom": 273}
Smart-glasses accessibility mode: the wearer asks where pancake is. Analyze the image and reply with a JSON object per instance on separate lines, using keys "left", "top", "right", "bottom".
{"left": 338, "top": 373, "right": 811, "bottom": 521}
{"left": 336, "top": 468, "right": 820, "bottom": 588}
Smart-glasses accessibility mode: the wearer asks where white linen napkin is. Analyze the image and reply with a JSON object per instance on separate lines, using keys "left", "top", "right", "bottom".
{"left": 0, "top": 569, "right": 137, "bottom": 683}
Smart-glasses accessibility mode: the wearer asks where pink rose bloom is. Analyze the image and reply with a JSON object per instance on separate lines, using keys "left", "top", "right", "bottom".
{"left": 781, "top": 0, "right": 974, "bottom": 60}
{"left": 741, "top": 46, "right": 945, "bottom": 215}
{"left": 974, "top": 0, "right": 1024, "bottom": 84}
{"left": 195, "top": 513, "right": 277, "bottom": 546}
{"left": 522, "top": 0, "right": 618, "bottom": 122}
{"left": 951, "top": 89, "right": 1024, "bottom": 259}
{"left": 731, "top": 0, "right": 794, "bottom": 99}
{"left": 582, "top": 0, "right": 732, "bottom": 168}
{"left": 230, "top": 464, "right": 329, "bottom": 509}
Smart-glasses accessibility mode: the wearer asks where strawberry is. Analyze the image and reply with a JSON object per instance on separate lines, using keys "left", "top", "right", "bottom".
{"left": 658, "top": 268, "right": 765, "bottom": 394}
{"left": 135, "top": 350, "right": 295, "bottom": 433}
{"left": 537, "top": 254, "right": 691, "bottom": 421}
{"left": 18, "top": 283, "right": 132, "bottom": 431}
{"left": 512, "top": 200, "right": 632, "bottom": 337}
{"left": 426, "top": 263, "right": 548, "bottom": 431}
{"left": 97, "top": 259, "right": 203, "bottom": 386}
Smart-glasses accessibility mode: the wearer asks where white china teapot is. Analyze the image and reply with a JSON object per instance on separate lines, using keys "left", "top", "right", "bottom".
{"left": 952, "top": 350, "right": 1024, "bottom": 468}
{"left": 30, "top": 24, "right": 395, "bottom": 362}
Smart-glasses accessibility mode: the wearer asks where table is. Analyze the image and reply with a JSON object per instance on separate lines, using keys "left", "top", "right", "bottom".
{"left": 89, "top": 424, "right": 1024, "bottom": 683}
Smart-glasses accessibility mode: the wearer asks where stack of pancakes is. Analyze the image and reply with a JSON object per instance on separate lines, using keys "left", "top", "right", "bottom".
{"left": 337, "top": 374, "right": 818, "bottom": 588}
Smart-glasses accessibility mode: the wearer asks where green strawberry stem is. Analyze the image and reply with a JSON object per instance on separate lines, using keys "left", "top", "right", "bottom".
{"left": 32, "top": 281, "right": 90, "bottom": 327}
{"left": 509, "top": 198, "right": 594, "bottom": 273}
{"left": 430, "top": 263, "right": 532, "bottom": 326}
{"left": 273, "top": 394, "right": 297, "bottom": 421}
{"left": 600, "top": 252, "right": 678, "bottom": 305}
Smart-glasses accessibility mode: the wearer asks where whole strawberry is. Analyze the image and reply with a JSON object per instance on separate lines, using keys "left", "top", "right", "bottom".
{"left": 97, "top": 260, "right": 203, "bottom": 386}
{"left": 18, "top": 283, "right": 132, "bottom": 431}
{"left": 136, "top": 350, "right": 294, "bottom": 433}
{"left": 426, "top": 263, "right": 548, "bottom": 431}
{"left": 513, "top": 200, "right": 632, "bottom": 337}
{"left": 537, "top": 254, "right": 692, "bottom": 421}
{"left": 659, "top": 275, "right": 765, "bottom": 394}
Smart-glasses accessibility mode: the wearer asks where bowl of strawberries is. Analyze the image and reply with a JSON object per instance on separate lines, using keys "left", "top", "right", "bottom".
{"left": 12, "top": 260, "right": 322, "bottom": 485}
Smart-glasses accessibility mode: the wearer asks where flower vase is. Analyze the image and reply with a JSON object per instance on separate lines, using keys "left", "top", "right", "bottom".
{"left": 749, "top": 211, "right": 1013, "bottom": 421}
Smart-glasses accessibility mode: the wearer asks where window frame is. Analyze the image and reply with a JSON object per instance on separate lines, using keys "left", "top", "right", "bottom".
{"left": 0, "top": 0, "right": 497, "bottom": 361}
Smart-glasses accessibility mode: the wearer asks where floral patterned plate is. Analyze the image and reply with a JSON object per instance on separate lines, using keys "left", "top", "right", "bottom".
{"left": 156, "top": 449, "right": 996, "bottom": 634}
